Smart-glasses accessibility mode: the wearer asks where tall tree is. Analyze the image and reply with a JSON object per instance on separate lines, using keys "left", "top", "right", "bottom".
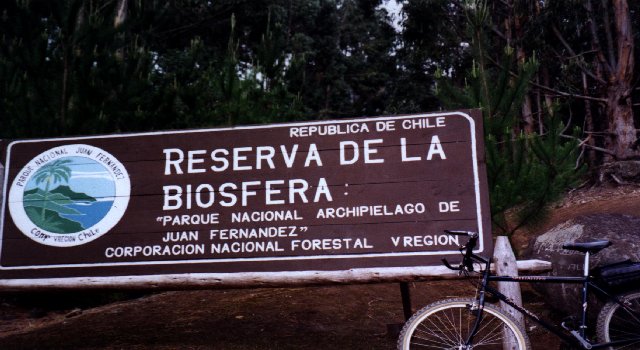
{"left": 289, "top": 0, "right": 397, "bottom": 118}
{"left": 602, "top": 0, "right": 636, "bottom": 160}
{"left": 436, "top": 1, "right": 583, "bottom": 234}
{"left": 392, "top": 0, "right": 468, "bottom": 114}
{"left": 532, "top": 0, "right": 639, "bottom": 163}
{"left": 1, "top": 0, "right": 400, "bottom": 138}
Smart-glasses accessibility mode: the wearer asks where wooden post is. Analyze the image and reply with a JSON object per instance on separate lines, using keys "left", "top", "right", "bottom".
{"left": 399, "top": 282, "right": 413, "bottom": 321}
{"left": 494, "top": 236, "right": 524, "bottom": 350}
{"left": 0, "top": 162, "right": 3, "bottom": 214}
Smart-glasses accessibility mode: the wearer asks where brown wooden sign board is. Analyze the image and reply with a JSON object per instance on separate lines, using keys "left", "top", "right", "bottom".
{"left": 0, "top": 110, "right": 491, "bottom": 290}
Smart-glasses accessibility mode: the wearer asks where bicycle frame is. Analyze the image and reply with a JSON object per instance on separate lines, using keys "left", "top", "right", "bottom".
{"left": 465, "top": 251, "right": 640, "bottom": 349}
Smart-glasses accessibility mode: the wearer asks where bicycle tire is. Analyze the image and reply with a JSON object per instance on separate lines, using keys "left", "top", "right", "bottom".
{"left": 596, "top": 290, "right": 640, "bottom": 350}
{"left": 398, "top": 298, "right": 530, "bottom": 349}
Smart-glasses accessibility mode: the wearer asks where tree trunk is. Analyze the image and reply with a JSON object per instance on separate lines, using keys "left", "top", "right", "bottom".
{"left": 582, "top": 73, "right": 598, "bottom": 167}
{"left": 114, "top": 0, "right": 128, "bottom": 28}
{"left": 605, "top": 0, "right": 637, "bottom": 160}
{"left": 511, "top": 3, "right": 534, "bottom": 134}
{"left": 606, "top": 85, "right": 636, "bottom": 160}
{"left": 521, "top": 89, "right": 534, "bottom": 134}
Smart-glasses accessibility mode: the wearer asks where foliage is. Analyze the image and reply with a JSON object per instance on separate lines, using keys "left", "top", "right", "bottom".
{"left": 0, "top": 0, "right": 400, "bottom": 138}
{"left": 1, "top": 0, "right": 638, "bottom": 234}
{"left": 389, "top": 0, "right": 468, "bottom": 114}
{"left": 23, "top": 158, "right": 86, "bottom": 233}
{"left": 487, "top": 114, "right": 584, "bottom": 234}
{"left": 436, "top": 2, "right": 584, "bottom": 235}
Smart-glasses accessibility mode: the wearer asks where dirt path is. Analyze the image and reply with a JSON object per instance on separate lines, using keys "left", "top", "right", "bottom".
{"left": 0, "top": 282, "right": 477, "bottom": 349}
{"left": 1, "top": 186, "right": 639, "bottom": 349}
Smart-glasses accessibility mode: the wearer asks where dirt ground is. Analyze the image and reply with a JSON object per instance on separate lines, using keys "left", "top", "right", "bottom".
{"left": 1, "top": 185, "right": 639, "bottom": 349}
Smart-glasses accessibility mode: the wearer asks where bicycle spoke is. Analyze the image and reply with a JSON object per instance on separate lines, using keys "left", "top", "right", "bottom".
{"left": 399, "top": 299, "right": 529, "bottom": 349}
{"left": 441, "top": 306, "right": 464, "bottom": 344}
{"left": 412, "top": 325, "right": 459, "bottom": 348}
{"left": 598, "top": 291, "right": 640, "bottom": 350}
{"left": 473, "top": 315, "right": 510, "bottom": 347}
{"left": 411, "top": 306, "right": 470, "bottom": 348}
{"left": 413, "top": 311, "right": 461, "bottom": 347}
{"left": 617, "top": 342, "right": 640, "bottom": 350}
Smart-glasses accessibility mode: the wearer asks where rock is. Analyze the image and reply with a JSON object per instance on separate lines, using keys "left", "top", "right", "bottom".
{"left": 65, "top": 308, "right": 83, "bottom": 318}
{"left": 600, "top": 160, "right": 640, "bottom": 184}
{"left": 29, "top": 307, "right": 47, "bottom": 319}
{"left": 527, "top": 214, "right": 640, "bottom": 317}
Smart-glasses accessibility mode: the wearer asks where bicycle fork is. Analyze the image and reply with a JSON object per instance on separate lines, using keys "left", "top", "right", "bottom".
{"left": 459, "top": 292, "right": 487, "bottom": 350}
{"left": 459, "top": 255, "right": 496, "bottom": 349}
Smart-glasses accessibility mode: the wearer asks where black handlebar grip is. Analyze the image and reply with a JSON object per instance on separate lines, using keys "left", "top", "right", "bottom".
{"left": 444, "top": 230, "right": 478, "bottom": 238}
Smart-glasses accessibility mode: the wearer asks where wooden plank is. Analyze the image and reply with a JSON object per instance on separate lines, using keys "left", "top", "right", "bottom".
{"left": 0, "top": 259, "right": 551, "bottom": 291}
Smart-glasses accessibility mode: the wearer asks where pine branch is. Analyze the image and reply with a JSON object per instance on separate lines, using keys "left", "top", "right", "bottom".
{"left": 560, "top": 134, "right": 616, "bottom": 155}
{"left": 485, "top": 55, "right": 608, "bottom": 103}
{"left": 550, "top": 25, "right": 606, "bottom": 85}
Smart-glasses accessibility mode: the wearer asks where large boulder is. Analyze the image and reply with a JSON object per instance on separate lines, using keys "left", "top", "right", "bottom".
{"left": 527, "top": 214, "right": 640, "bottom": 317}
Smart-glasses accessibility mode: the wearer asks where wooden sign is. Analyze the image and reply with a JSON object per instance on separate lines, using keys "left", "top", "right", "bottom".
{"left": 0, "top": 110, "right": 491, "bottom": 289}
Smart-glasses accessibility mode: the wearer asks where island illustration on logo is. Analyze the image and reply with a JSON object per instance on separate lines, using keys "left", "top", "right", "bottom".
{"left": 7, "top": 144, "right": 131, "bottom": 248}
{"left": 22, "top": 157, "right": 116, "bottom": 234}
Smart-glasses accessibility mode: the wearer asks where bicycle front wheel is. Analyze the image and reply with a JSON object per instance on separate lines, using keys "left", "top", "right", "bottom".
{"left": 597, "top": 290, "right": 640, "bottom": 350}
{"left": 398, "top": 298, "right": 530, "bottom": 350}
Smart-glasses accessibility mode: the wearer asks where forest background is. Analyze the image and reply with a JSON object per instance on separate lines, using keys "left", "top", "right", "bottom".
{"left": 1, "top": 0, "right": 639, "bottom": 235}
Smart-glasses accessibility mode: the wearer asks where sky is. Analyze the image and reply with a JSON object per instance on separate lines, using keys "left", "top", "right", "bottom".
{"left": 380, "top": 0, "right": 403, "bottom": 32}
{"left": 26, "top": 157, "right": 116, "bottom": 201}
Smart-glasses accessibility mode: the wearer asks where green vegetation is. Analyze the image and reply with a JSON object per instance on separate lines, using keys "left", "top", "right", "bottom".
{"left": 436, "top": 2, "right": 584, "bottom": 235}
{"left": 23, "top": 185, "right": 97, "bottom": 234}
{"left": 23, "top": 159, "right": 93, "bottom": 233}
{"left": 2, "top": 0, "right": 639, "bottom": 234}
{"left": 24, "top": 205, "right": 85, "bottom": 234}
{"left": 30, "top": 159, "right": 73, "bottom": 219}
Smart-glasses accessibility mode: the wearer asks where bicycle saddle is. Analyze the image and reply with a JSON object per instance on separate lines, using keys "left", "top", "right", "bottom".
{"left": 562, "top": 240, "right": 612, "bottom": 254}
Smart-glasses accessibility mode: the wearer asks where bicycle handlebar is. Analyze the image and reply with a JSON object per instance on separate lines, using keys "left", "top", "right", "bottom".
{"left": 444, "top": 230, "right": 479, "bottom": 238}
{"left": 442, "top": 230, "right": 479, "bottom": 272}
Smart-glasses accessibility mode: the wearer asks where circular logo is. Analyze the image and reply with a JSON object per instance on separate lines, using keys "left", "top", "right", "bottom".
{"left": 8, "top": 144, "right": 130, "bottom": 247}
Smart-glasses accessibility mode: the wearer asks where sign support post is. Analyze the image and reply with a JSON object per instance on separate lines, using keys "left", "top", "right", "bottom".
{"left": 400, "top": 282, "right": 413, "bottom": 321}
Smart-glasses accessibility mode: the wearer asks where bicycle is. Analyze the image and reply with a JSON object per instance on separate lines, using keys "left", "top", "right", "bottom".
{"left": 397, "top": 230, "right": 640, "bottom": 349}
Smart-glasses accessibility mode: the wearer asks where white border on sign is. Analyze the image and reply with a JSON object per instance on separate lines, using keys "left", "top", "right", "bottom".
{"left": 0, "top": 112, "right": 485, "bottom": 271}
